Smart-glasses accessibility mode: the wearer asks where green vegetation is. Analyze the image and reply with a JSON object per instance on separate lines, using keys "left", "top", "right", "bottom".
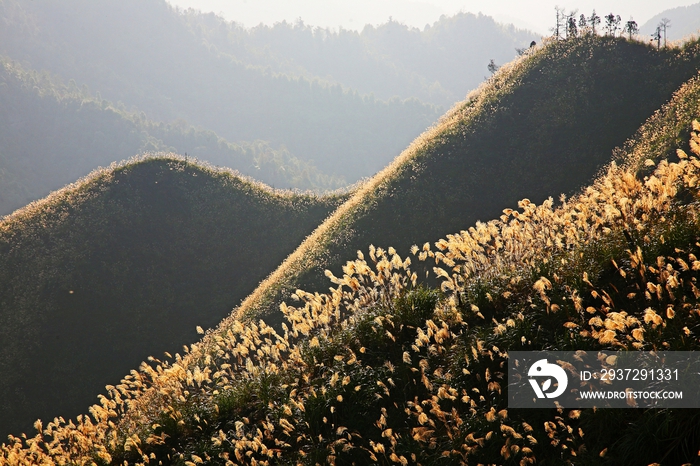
{"left": 0, "top": 0, "right": 442, "bottom": 182}
{"left": 0, "top": 156, "right": 345, "bottom": 437}
{"left": 3, "top": 61, "right": 700, "bottom": 466}
{"left": 0, "top": 56, "right": 343, "bottom": 215}
{"left": 234, "top": 35, "right": 700, "bottom": 327}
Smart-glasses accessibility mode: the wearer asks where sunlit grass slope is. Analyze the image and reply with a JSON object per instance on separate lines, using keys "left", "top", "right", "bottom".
{"left": 0, "top": 156, "right": 344, "bottom": 437}
{"left": 235, "top": 35, "right": 700, "bottom": 327}
{"left": 3, "top": 55, "right": 700, "bottom": 466}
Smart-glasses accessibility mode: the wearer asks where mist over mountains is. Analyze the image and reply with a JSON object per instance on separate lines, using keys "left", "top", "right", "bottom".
{"left": 0, "top": 0, "right": 536, "bottom": 200}
{"left": 0, "top": 57, "right": 344, "bottom": 216}
{"left": 183, "top": 11, "right": 537, "bottom": 108}
{"left": 640, "top": 2, "right": 700, "bottom": 42}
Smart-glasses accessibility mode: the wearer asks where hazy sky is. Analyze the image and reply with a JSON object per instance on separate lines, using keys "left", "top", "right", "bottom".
{"left": 166, "top": 0, "right": 697, "bottom": 35}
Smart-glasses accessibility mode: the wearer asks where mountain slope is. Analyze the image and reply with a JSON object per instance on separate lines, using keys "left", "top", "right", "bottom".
{"left": 0, "top": 56, "right": 343, "bottom": 216}
{"left": 233, "top": 35, "right": 700, "bottom": 327}
{"left": 0, "top": 0, "right": 440, "bottom": 182}
{"left": 4, "top": 47, "right": 700, "bottom": 466}
{"left": 0, "top": 157, "right": 344, "bottom": 437}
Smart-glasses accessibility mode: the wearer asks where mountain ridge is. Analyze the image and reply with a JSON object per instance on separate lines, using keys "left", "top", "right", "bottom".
{"left": 182, "top": 10, "right": 537, "bottom": 108}
{"left": 231, "top": 35, "right": 700, "bottom": 327}
{"left": 0, "top": 0, "right": 442, "bottom": 182}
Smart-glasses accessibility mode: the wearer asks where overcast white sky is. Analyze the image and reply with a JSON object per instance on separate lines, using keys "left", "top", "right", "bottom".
{"left": 166, "top": 0, "right": 697, "bottom": 35}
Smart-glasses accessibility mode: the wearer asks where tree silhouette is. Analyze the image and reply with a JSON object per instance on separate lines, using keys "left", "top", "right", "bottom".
{"left": 658, "top": 18, "right": 671, "bottom": 48}
{"left": 652, "top": 26, "right": 662, "bottom": 49}
{"left": 566, "top": 10, "right": 578, "bottom": 39}
{"left": 589, "top": 10, "right": 601, "bottom": 35}
{"left": 605, "top": 13, "right": 621, "bottom": 36}
{"left": 552, "top": 6, "right": 566, "bottom": 39}
{"left": 623, "top": 19, "right": 638, "bottom": 40}
{"left": 487, "top": 59, "right": 500, "bottom": 75}
{"left": 578, "top": 14, "right": 588, "bottom": 33}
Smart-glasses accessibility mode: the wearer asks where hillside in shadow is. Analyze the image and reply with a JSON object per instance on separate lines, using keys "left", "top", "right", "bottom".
{"left": 0, "top": 156, "right": 344, "bottom": 436}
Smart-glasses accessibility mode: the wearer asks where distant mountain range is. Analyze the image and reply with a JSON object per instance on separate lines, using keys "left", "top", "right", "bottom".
{"left": 640, "top": 2, "right": 700, "bottom": 42}
{"left": 0, "top": 0, "right": 536, "bottom": 189}
{"left": 0, "top": 57, "right": 344, "bottom": 216}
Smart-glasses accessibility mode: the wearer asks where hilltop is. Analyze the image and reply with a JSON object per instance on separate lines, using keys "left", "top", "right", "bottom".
{"left": 0, "top": 0, "right": 440, "bottom": 182}
{"left": 3, "top": 41, "right": 700, "bottom": 466}
{"left": 0, "top": 57, "right": 342, "bottom": 216}
{"left": 234, "top": 35, "right": 700, "bottom": 327}
{"left": 0, "top": 157, "right": 344, "bottom": 437}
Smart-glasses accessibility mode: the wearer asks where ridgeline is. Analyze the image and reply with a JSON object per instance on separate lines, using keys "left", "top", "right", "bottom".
{"left": 233, "top": 35, "right": 700, "bottom": 328}
{"left": 0, "top": 0, "right": 441, "bottom": 182}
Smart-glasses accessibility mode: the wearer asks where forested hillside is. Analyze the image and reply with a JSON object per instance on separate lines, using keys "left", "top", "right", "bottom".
{"left": 183, "top": 11, "right": 537, "bottom": 108}
{"left": 234, "top": 35, "right": 700, "bottom": 326}
{"left": 4, "top": 40, "right": 700, "bottom": 466}
{"left": 0, "top": 57, "right": 342, "bottom": 216}
{"left": 0, "top": 157, "right": 344, "bottom": 437}
{"left": 0, "top": 0, "right": 441, "bottom": 182}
